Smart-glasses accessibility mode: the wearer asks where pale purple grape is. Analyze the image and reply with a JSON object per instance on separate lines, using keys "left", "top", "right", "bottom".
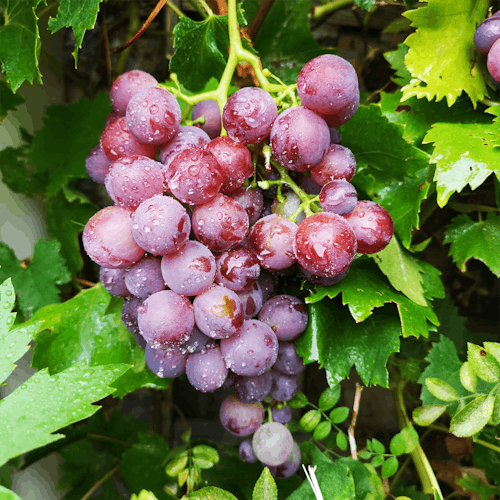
{"left": 297, "top": 54, "right": 359, "bottom": 126}
{"left": 258, "top": 295, "right": 308, "bottom": 342}
{"left": 185, "top": 346, "right": 228, "bottom": 392}
{"left": 179, "top": 326, "right": 213, "bottom": 355}
{"left": 239, "top": 439, "right": 258, "bottom": 463}
{"left": 252, "top": 422, "right": 293, "bottom": 466}
{"left": 273, "top": 341, "right": 305, "bottom": 375}
{"left": 145, "top": 343, "right": 187, "bottom": 378}
{"left": 215, "top": 246, "right": 260, "bottom": 292}
{"left": 474, "top": 16, "right": 500, "bottom": 54}
{"left": 85, "top": 145, "right": 111, "bottom": 184}
{"left": 319, "top": 179, "right": 357, "bottom": 215}
{"left": 310, "top": 145, "right": 356, "bottom": 185}
{"left": 222, "top": 87, "right": 278, "bottom": 145}
{"left": 191, "top": 194, "right": 249, "bottom": 253}
{"left": 271, "top": 192, "right": 306, "bottom": 224}
{"left": 220, "top": 319, "right": 278, "bottom": 376}
{"left": 220, "top": 394, "right": 265, "bottom": 437}
{"left": 233, "top": 372, "right": 272, "bottom": 404}
{"left": 159, "top": 125, "right": 211, "bottom": 166}
{"left": 138, "top": 290, "right": 194, "bottom": 348}
{"left": 193, "top": 285, "right": 244, "bottom": 339}
{"left": 161, "top": 240, "right": 215, "bottom": 296}
{"left": 270, "top": 107, "right": 330, "bottom": 171}
{"left": 268, "top": 441, "right": 301, "bottom": 478}
{"left": 229, "top": 187, "right": 264, "bottom": 226}
{"left": 192, "top": 100, "right": 222, "bottom": 139}
{"left": 131, "top": 195, "right": 191, "bottom": 256}
{"left": 248, "top": 215, "right": 298, "bottom": 271}
{"left": 105, "top": 156, "right": 164, "bottom": 209}
{"left": 299, "top": 264, "right": 349, "bottom": 286}
{"left": 236, "top": 282, "right": 263, "bottom": 319}
{"left": 257, "top": 270, "right": 277, "bottom": 304}
{"left": 121, "top": 296, "right": 143, "bottom": 334}
{"left": 125, "top": 254, "right": 166, "bottom": 298}
{"left": 83, "top": 206, "right": 145, "bottom": 268}
{"left": 269, "top": 372, "right": 299, "bottom": 402}
{"left": 100, "top": 267, "right": 131, "bottom": 297}
{"left": 109, "top": 70, "right": 158, "bottom": 114}
{"left": 105, "top": 110, "right": 124, "bottom": 129}
{"left": 271, "top": 405, "right": 292, "bottom": 425}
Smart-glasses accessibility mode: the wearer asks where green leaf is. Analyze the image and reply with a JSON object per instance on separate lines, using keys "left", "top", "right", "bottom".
{"left": 400, "top": 357, "right": 423, "bottom": 383}
{"left": 313, "top": 421, "right": 332, "bottom": 440}
{"left": 425, "top": 378, "right": 461, "bottom": 402}
{"left": 412, "top": 405, "right": 447, "bottom": 426}
{"left": 0, "top": 361, "right": 129, "bottom": 466}
{"left": 358, "top": 451, "right": 371, "bottom": 460}
{"left": 443, "top": 214, "right": 500, "bottom": 277}
{"left": 459, "top": 362, "right": 477, "bottom": 392}
{"left": 192, "top": 445, "right": 220, "bottom": 469}
{"left": 300, "top": 409, "right": 321, "bottom": 432}
{"left": 371, "top": 236, "right": 426, "bottom": 306}
{"left": 336, "top": 431, "right": 348, "bottom": 451}
{"left": 0, "top": 464, "right": 11, "bottom": 488}
{"left": 0, "top": 239, "right": 71, "bottom": 317}
{"left": 329, "top": 407, "right": 349, "bottom": 424}
{"left": 318, "top": 385, "right": 341, "bottom": 411}
{"left": 390, "top": 433, "right": 406, "bottom": 456}
{"left": 252, "top": 468, "right": 277, "bottom": 500}
{"left": 190, "top": 487, "right": 239, "bottom": 500}
{"left": 467, "top": 343, "right": 500, "bottom": 383}
{"left": 491, "top": 391, "right": 500, "bottom": 426}
{"left": 354, "top": 0, "right": 375, "bottom": 10}
{"left": 336, "top": 458, "right": 384, "bottom": 500}
{"left": 402, "top": 0, "right": 489, "bottom": 106}
{"left": 47, "top": 0, "right": 103, "bottom": 65}
{"left": 400, "top": 424, "right": 419, "bottom": 453}
{"left": 381, "top": 457, "right": 399, "bottom": 479}
{"left": 449, "top": 394, "right": 495, "bottom": 437}
{"left": 0, "top": 0, "right": 44, "bottom": 91}
{"left": 297, "top": 299, "right": 401, "bottom": 387}
{"left": 473, "top": 428, "right": 500, "bottom": 484}
{"left": 371, "top": 455, "right": 384, "bottom": 468}
{"left": 131, "top": 492, "right": 160, "bottom": 500}
{"left": 371, "top": 439, "right": 385, "bottom": 455}
{"left": 384, "top": 44, "right": 411, "bottom": 87}
{"left": 0, "top": 81, "right": 25, "bottom": 122}
{"left": 287, "top": 390, "right": 308, "bottom": 409}
{"left": 0, "top": 486, "right": 22, "bottom": 500}
{"left": 455, "top": 476, "right": 498, "bottom": 500}
{"left": 166, "top": 451, "right": 188, "bottom": 477}
{"left": 484, "top": 342, "right": 500, "bottom": 365}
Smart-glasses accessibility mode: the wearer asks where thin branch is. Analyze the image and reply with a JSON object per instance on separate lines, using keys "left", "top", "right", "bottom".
{"left": 73, "top": 278, "right": 96, "bottom": 288}
{"left": 311, "top": 0, "right": 354, "bottom": 22}
{"left": 80, "top": 462, "right": 119, "bottom": 500}
{"left": 348, "top": 383, "right": 363, "bottom": 460}
{"left": 196, "top": 0, "right": 214, "bottom": 16}
{"left": 248, "top": 0, "right": 275, "bottom": 39}
{"left": 87, "top": 434, "right": 132, "bottom": 447}
{"left": 101, "top": 4, "right": 112, "bottom": 87}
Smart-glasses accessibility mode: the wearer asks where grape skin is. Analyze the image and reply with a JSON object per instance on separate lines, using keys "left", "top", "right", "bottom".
{"left": 273, "top": 341, "right": 305, "bottom": 375}
{"left": 239, "top": 439, "right": 258, "bottom": 463}
{"left": 319, "top": 179, "right": 357, "bottom": 215}
{"left": 271, "top": 405, "right": 293, "bottom": 425}
{"left": 487, "top": 38, "right": 500, "bottom": 83}
{"left": 109, "top": 70, "right": 158, "bottom": 114}
{"left": 219, "top": 394, "right": 265, "bottom": 437}
{"left": 269, "top": 371, "right": 299, "bottom": 402}
{"left": 100, "top": 267, "right": 131, "bottom": 297}
{"left": 185, "top": 346, "right": 228, "bottom": 392}
{"left": 474, "top": 16, "right": 500, "bottom": 54}
{"left": 252, "top": 422, "right": 293, "bottom": 467}
{"left": 125, "top": 254, "right": 166, "bottom": 298}
{"left": 192, "top": 99, "right": 222, "bottom": 139}
{"left": 310, "top": 144, "right": 356, "bottom": 186}
{"left": 85, "top": 145, "right": 111, "bottom": 185}
{"left": 232, "top": 371, "right": 272, "bottom": 404}
{"left": 236, "top": 282, "right": 263, "bottom": 319}
{"left": 215, "top": 245, "right": 260, "bottom": 292}
{"left": 267, "top": 441, "right": 301, "bottom": 479}
{"left": 145, "top": 343, "right": 187, "bottom": 378}
{"left": 229, "top": 187, "right": 264, "bottom": 226}
{"left": 121, "top": 296, "right": 143, "bottom": 334}
{"left": 159, "top": 125, "right": 211, "bottom": 167}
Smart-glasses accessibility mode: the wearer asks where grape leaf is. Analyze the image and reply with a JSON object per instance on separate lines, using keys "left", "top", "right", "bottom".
{"left": 336, "top": 458, "right": 384, "bottom": 500}
{"left": 0, "top": 486, "right": 22, "bottom": 500}
{"left": 473, "top": 428, "right": 500, "bottom": 485}
{"left": 402, "top": 0, "right": 489, "bottom": 106}
{"left": 0, "top": 81, "right": 25, "bottom": 122}
{"left": 423, "top": 122, "right": 500, "bottom": 207}
{"left": 296, "top": 300, "right": 401, "bottom": 387}
{"left": 384, "top": 44, "right": 411, "bottom": 87}
{"left": 0, "top": 0, "right": 44, "bottom": 91}
{"left": 455, "top": 475, "right": 498, "bottom": 500}
{"left": 47, "top": 0, "right": 103, "bottom": 65}
{"left": 0, "top": 463, "right": 12, "bottom": 488}
{"left": 0, "top": 239, "right": 71, "bottom": 317}
{"left": 443, "top": 214, "right": 500, "bottom": 277}
{"left": 0, "top": 361, "right": 129, "bottom": 466}
{"left": 354, "top": 0, "right": 375, "bottom": 10}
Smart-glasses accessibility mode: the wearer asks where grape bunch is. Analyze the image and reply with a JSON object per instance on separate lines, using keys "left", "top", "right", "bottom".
{"left": 474, "top": 11, "right": 500, "bottom": 83}
{"left": 83, "top": 55, "right": 394, "bottom": 478}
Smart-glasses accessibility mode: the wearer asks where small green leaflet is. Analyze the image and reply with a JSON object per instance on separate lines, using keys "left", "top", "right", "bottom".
{"left": 0, "top": 485, "right": 22, "bottom": 500}
{"left": 189, "top": 487, "right": 238, "bottom": 500}
{"left": 384, "top": 44, "right": 411, "bottom": 87}
{"left": 402, "top": 0, "right": 489, "bottom": 106}
{"left": 443, "top": 214, "right": 500, "bottom": 277}
{"left": 473, "top": 428, "right": 500, "bottom": 484}
{"left": 252, "top": 468, "right": 277, "bottom": 500}
{"left": 0, "top": 81, "right": 25, "bottom": 122}
{"left": 0, "top": 239, "right": 71, "bottom": 318}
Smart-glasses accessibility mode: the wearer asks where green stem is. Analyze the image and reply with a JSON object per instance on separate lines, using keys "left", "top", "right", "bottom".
{"left": 312, "top": 0, "right": 354, "bottom": 21}
{"left": 186, "top": 0, "right": 208, "bottom": 18}
{"left": 166, "top": 0, "right": 185, "bottom": 18}
{"left": 393, "top": 380, "right": 443, "bottom": 497}
{"left": 448, "top": 202, "right": 499, "bottom": 214}
{"left": 196, "top": 0, "right": 213, "bottom": 16}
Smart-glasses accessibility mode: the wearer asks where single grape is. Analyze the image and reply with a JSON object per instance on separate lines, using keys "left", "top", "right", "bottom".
{"left": 159, "top": 125, "right": 211, "bottom": 166}
{"left": 239, "top": 439, "right": 258, "bottom": 463}
{"left": 220, "top": 394, "right": 264, "bottom": 437}
{"left": 474, "top": 16, "right": 500, "bottom": 54}
{"left": 215, "top": 245, "right": 260, "bottom": 292}
{"left": 178, "top": 326, "right": 213, "bottom": 355}
{"left": 131, "top": 195, "right": 191, "bottom": 256}
{"left": 487, "top": 38, "right": 500, "bottom": 82}
{"left": 185, "top": 346, "right": 228, "bottom": 392}
{"left": 145, "top": 344, "right": 187, "bottom": 378}
{"left": 233, "top": 372, "right": 272, "bottom": 404}
{"left": 319, "top": 179, "right": 357, "bottom": 215}
{"left": 297, "top": 54, "right": 359, "bottom": 126}
{"left": 271, "top": 191, "right": 306, "bottom": 224}
{"left": 83, "top": 206, "right": 145, "bottom": 268}
{"left": 192, "top": 99, "right": 222, "bottom": 139}
{"left": 222, "top": 87, "right": 278, "bottom": 145}
{"left": 271, "top": 405, "right": 293, "bottom": 425}
{"left": 270, "top": 106, "right": 330, "bottom": 171}
{"left": 109, "top": 70, "right": 158, "bottom": 114}
{"left": 252, "top": 422, "right": 293, "bottom": 466}
{"left": 138, "top": 290, "right": 194, "bottom": 348}
{"left": 273, "top": 341, "right": 305, "bottom": 375}
{"left": 99, "top": 267, "right": 131, "bottom": 297}
{"left": 268, "top": 441, "right": 301, "bottom": 479}
{"left": 299, "top": 264, "right": 349, "bottom": 286}
{"left": 121, "top": 296, "right": 143, "bottom": 334}
{"left": 125, "top": 254, "right": 166, "bottom": 298}
{"left": 310, "top": 144, "right": 356, "bottom": 185}
{"left": 85, "top": 145, "right": 111, "bottom": 184}
{"left": 161, "top": 240, "right": 216, "bottom": 296}
{"left": 105, "top": 111, "right": 124, "bottom": 129}
{"left": 269, "top": 371, "right": 299, "bottom": 402}
{"left": 258, "top": 295, "right": 308, "bottom": 342}
{"left": 257, "top": 270, "right": 277, "bottom": 304}
{"left": 236, "top": 282, "right": 263, "bottom": 319}
{"left": 220, "top": 319, "right": 278, "bottom": 377}
{"left": 343, "top": 200, "right": 394, "bottom": 254}
{"left": 229, "top": 187, "right": 264, "bottom": 226}
{"left": 294, "top": 212, "right": 357, "bottom": 277}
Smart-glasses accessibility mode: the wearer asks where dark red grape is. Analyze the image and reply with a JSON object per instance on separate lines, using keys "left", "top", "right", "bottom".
{"left": 299, "top": 265, "right": 349, "bottom": 286}
{"left": 269, "top": 371, "right": 299, "bottom": 402}
{"left": 271, "top": 405, "right": 292, "bottom": 425}
{"left": 229, "top": 187, "right": 264, "bottom": 226}
{"left": 237, "top": 282, "right": 263, "bottom": 319}
{"left": 488, "top": 38, "right": 500, "bottom": 82}
{"left": 100, "top": 267, "right": 131, "bottom": 297}
{"left": 186, "top": 346, "right": 228, "bottom": 392}
{"left": 319, "top": 179, "right": 357, "bottom": 215}
{"left": 233, "top": 371, "right": 272, "bottom": 404}
{"left": 310, "top": 144, "right": 356, "bottom": 185}
{"left": 215, "top": 245, "right": 260, "bottom": 292}
{"left": 122, "top": 296, "right": 143, "bottom": 335}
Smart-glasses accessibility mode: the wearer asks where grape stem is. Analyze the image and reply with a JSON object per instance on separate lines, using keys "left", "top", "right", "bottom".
{"left": 312, "top": 0, "right": 355, "bottom": 22}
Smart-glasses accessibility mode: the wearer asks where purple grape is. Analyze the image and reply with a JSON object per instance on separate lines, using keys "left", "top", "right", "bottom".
{"left": 222, "top": 87, "right": 278, "bottom": 145}
{"left": 161, "top": 240, "right": 216, "bottom": 296}
{"left": 236, "top": 282, "right": 263, "bottom": 319}
{"left": 222, "top": 369, "right": 238, "bottom": 389}
{"left": 121, "top": 296, "right": 143, "bottom": 334}
{"left": 193, "top": 285, "right": 244, "bottom": 339}
{"left": 145, "top": 344, "right": 187, "bottom": 378}
{"left": 229, "top": 187, "right": 264, "bottom": 226}
{"left": 297, "top": 54, "right": 359, "bottom": 126}
{"left": 85, "top": 145, "right": 111, "bottom": 184}
{"left": 131, "top": 195, "right": 191, "bottom": 256}
{"left": 270, "top": 106, "right": 330, "bottom": 171}
{"left": 191, "top": 194, "right": 249, "bottom": 253}
{"left": 239, "top": 439, "right": 258, "bottom": 463}
{"left": 267, "top": 441, "right": 301, "bottom": 478}
{"left": 125, "top": 254, "right": 166, "bottom": 298}
{"left": 134, "top": 330, "right": 147, "bottom": 349}
{"left": 257, "top": 270, "right": 277, "bottom": 304}
{"left": 220, "top": 319, "right": 278, "bottom": 377}
{"left": 138, "top": 290, "right": 194, "bottom": 348}
{"left": 215, "top": 245, "right": 260, "bottom": 292}
{"left": 299, "top": 265, "right": 349, "bottom": 286}
{"left": 258, "top": 295, "right": 308, "bottom": 342}
{"left": 269, "top": 371, "right": 299, "bottom": 402}
{"left": 310, "top": 144, "right": 356, "bottom": 186}
{"left": 185, "top": 345, "right": 228, "bottom": 392}
{"left": 271, "top": 192, "right": 306, "bottom": 224}
{"left": 220, "top": 394, "right": 264, "bottom": 437}
{"left": 329, "top": 127, "right": 342, "bottom": 145}
{"left": 104, "top": 156, "right": 164, "bottom": 209}
{"left": 474, "top": 16, "right": 500, "bottom": 54}
{"left": 488, "top": 38, "right": 500, "bottom": 82}
{"left": 273, "top": 341, "right": 305, "bottom": 375}
{"left": 233, "top": 371, "right": 272, "bottom": 404}
{"left": 192, "top": 99, "right": 222, "bottom": 139}
{"left": 179, "top": 326, "right": 213, "bottom": 355}
{"left": 109, "top": 70, "right": 158, "bottom": 114}
{"left": 100, "top": 267, "right": 131, "bottom": 297}
{"left": 252, "top": 422, "right": 293, "bottom": 466}
{"left": 319, "top": 179, "right": 357, "bottom": 215}
{"left": 83, "top": 206, "right": 145, "bottom": 269}
{"left": 297, "top": 174, "right": 321, "bottom": 196}
{"left": 248, "top": 215, "right": 298, "bottom": 271}
{"left": 159, "top": 125, "right": 211, "bottom": 166}
{"left": 271, "top": 405, "right": 292, "bottom": 425}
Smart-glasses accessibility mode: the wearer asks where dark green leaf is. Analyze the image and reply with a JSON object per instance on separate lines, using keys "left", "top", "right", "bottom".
{"left": 450, "top": 394, "right": 495, "bottom": 437}
{"left": 299, "top": 409, "right": 321, "bottom": 432}
{"left": 354, "top": 0, "right": 375, "bottom": 10}
{"left": 252, "top": 468, "right": 277, "bottom": 500}
{"left": 318, "top": 386, "right": 341, "bottom": 411}
{"left": 336, "top": 458, "right": 383, "bottom": 500}
{"left": 313, "top": 421, "right": 332, "bottom": 440}
{"left": 400, "top": 358, "right": 423, "bottom": 383}
{"left": 190, "top": 487, "right": 239, "bottom": 500}
{"left": 381, "top": 457, "right": 399, "bottom": 479}
{"left": 329, "top": 407, "right": 349, "bottom": 424}
{"left": 0, "top": 464, "right": 12, "bottom": 489}
{"left": 473, "top": 428, "right": 500, "bottom": 484}
{"left": 0, "top": 81, "right": 25, "bottom": 122}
